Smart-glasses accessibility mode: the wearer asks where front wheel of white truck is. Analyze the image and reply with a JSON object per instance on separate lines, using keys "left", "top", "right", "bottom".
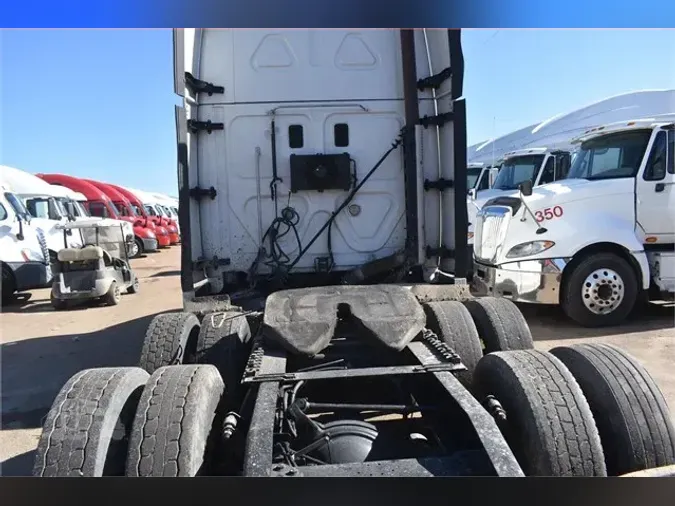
{"left": 561, "top": 252, "right": 638, "bottom": 327}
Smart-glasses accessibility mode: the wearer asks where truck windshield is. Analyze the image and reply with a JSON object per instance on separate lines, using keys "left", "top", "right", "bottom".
{"left": 144, "top": 205, "right": 157, "bottom": 216}
{"left": 74, "top": 201, "right": 90, "bottom": 217}
{"left": 492, "top": 154, "right": 545, "bottom": 190}
{"left": 568, "top": 130, "right": 653, "bottom": 181}
{"left": 114, "top": 202, "right": 138, "bottom": 217}
{"left": 467, "top": 167, "right": 482, "bottom": 190}
{"left": 4, "top": 192, "right": 31, "bottom": 220}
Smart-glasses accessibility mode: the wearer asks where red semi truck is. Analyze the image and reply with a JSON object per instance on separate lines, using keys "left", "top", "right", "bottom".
{"left": 82, "top": 180, "right": 172, "bottom": 250}
{"left": 107, "top": 183, "right": 180, "bottom": 244}
{"left": 36, "top": 174, "right": 161, "bottom": 258}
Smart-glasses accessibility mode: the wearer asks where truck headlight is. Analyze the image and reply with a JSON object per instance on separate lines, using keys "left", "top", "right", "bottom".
{"left": 505, "top": 240, "right": 555, "bottom": 259}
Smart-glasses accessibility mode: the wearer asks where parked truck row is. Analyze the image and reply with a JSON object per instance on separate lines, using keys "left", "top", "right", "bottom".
{"left": 472, "top": 117, "right": 675, "bottom": 327}
{"left": 0, "top": 165, "right": 181, "bottom": 305}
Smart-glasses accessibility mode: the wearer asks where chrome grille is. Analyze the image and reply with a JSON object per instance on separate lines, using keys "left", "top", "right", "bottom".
{"left": 474, "top": 206, "right": 511, "bottom": 263}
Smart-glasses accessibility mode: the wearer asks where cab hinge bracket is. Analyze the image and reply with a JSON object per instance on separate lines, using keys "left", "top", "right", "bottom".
{"left": 187, "top": 119, "right": 224, "bottom": 134}
{"left": 419, "top": 112, "right": 454, "bottom": 129}
{"left": 185, "top": 72, "right": 224, "bottom": 96}
{"left": 426, "top": 245, "right": 455, "bottom": 259}
{"left": 189, "top": 186, "right": 217, "bottom": 201}
{"left": 417, "top": 67, "right": 452, "bottom": 91}
{"left": 423, "top": 178, "right": 454, "bottom": 191}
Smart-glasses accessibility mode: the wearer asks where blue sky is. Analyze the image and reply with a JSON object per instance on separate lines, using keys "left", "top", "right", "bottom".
{"left": 1, "top": 29, "right": 674, "bottom": 195}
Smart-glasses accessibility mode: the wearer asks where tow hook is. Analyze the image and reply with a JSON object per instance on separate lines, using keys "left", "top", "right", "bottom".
{"left": 483, "top": 395, "right": 507, "bottom": 423}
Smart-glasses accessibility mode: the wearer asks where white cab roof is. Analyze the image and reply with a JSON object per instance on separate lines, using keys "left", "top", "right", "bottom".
{"left": 0, "top": 166, "right": 63, "bottom": 197}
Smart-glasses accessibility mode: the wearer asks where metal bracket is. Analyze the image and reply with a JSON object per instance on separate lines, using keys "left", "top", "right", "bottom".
{"left": 426, "top": 245, "right": 455, "bottom": 259}
{"left": 419, "top": 112, "right": 454, "bottom": 129}
{"left": 185, "top": 72, "right": 224, "bottom": 96}
{"left": 423, "top": 178, "right": 454, "bottom": 191}
{"left": 417, "top": 67, "right": 452, "bottom": 91}
{"left": 187, "top": 119, "right": 224, "bottom": 134}
{"left": 189, "top": 186, "right": 217, "bottom": 201}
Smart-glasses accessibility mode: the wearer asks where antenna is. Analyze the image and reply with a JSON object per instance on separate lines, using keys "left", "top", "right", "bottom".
{"left": 492, "top": 116, "right": 496, "bottom": 167}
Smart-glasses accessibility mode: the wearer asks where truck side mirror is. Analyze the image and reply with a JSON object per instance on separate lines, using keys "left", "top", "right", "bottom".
{"left": 467, "top": 188, "right": 476, "bottom": 200}
{"left": 519, "top": 180, "right": 533, "bottom": 197}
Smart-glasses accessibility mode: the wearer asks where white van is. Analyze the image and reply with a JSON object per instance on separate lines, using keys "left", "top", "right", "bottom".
{"left": 1, "top": 183, "right": 51, "bottom": 304}
{"left": 0, "top": 166, "right": 84, "bottom": 259}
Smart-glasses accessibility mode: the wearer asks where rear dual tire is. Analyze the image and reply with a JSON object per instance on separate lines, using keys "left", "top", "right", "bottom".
{"left": 423, "top": 297, "right": 534, "bottom": 384}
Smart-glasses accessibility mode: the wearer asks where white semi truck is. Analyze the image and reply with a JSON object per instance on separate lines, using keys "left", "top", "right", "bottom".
{"left": 32, "top": 30, "right": 675, "bottom": 479}
{"left": 472, "top": 117, "right": 675, "bottom": 327}
{"left": 467, "top": 162, "right": 499, "bottom": 197}
{"left": 0, "top": 166, "right": 85, "bottom": 258}
{"left": 468, "top": 147, "right": 572, "bottom": 242}
{"left": 1, "top": 183, "right": 51, "bottom": 304}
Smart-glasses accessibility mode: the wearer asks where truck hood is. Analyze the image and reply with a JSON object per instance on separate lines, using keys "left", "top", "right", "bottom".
{"left": 522, "top": 177, "right": 634, "bottom": 206}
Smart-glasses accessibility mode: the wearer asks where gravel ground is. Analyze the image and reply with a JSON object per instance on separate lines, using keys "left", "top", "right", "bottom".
{"left": 1, "top": 246, "right": 673, "bottom": 475}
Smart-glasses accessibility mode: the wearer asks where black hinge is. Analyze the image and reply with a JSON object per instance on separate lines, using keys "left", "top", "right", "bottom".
{"left": 187, "top": 119, "right": 224, "bottom": 134}
{"left": 426, "top": 245, "right": 454, "bottom": 259}
{"left": 423, "top": 178, "right": 454, "bottom": 191}
{"left": 189, "top": 186, "right": 217, "bottom": 200}
{"left": 417, "top": 67, "right": 452, "bottom": 91}
{"left": 419, "top": 112, "right": 454, "bottom": 129}
{"left": 185, "top": 72, "right": 224, "bottom": 96}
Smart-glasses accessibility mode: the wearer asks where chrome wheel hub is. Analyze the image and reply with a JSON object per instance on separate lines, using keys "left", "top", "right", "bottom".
{"left": 582, "top": 268, "right": 624, "bottom": 315}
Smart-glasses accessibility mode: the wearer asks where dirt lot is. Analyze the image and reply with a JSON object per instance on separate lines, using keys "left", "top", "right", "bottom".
{"left": 1, "top": 246, "right": 673, "bottom": 475}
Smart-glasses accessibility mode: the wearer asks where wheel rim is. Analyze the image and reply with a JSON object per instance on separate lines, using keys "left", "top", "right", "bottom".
{"left": 129, "top": 242, "right": 139, "bottom": 257}
{"left": 581, "top": 268, "right": 624, "bottom": 315}
{"left": 114, "top": 284, "right": 121, "bottom": 300}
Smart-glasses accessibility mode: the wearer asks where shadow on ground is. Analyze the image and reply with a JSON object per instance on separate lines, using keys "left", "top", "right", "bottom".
{"left": 1, "top": 291, "right": 139, "bottom": 315}
{"left": 149, "top": 270, "right": 181, "bottom": 278}
{"left": 520, "top": 301, "right": 675, "bottom": 341}
{"left": 1, "top": 311, "right": 170, "bottom": 430}
{"left": 1, "top": 450, "right": 36, "bottom": 476}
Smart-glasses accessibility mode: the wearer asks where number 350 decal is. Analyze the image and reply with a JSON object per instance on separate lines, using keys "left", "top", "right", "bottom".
{"left": 535, "top": 206, "right": 564, "bottom": 223}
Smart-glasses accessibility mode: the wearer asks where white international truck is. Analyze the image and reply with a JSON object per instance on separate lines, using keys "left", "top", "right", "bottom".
{"left": 467, "top": 162, "right": 499, "bottom": 197}
{"left": 467, "top": 147, "right": 573, "bottom": 242}
{"left": 33, "top": 30, "right": 675, "bottom": 479}
{"left": 472, "top": 117, "right": 675, "bottom": 327}
{"left": 1, "top": 183, "right": 51, "bottom": 304}
{"left": 0, "top": 166, "right": 84, "bottom": 259}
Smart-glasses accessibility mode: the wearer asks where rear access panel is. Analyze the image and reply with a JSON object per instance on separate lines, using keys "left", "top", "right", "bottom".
{"left": 194, "top": 102, "right": 407, "bottom": 274}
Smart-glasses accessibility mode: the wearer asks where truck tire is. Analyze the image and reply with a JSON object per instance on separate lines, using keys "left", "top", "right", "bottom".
{"left": 125, "top": 365, "right": 225, "bottom": 477}
{"left": 473, "top": 350, "right": 606, "bottom": 476}
{"left": 561, "top": 252, "right": 638, "bottom": 327}
{"left": 462, "top": 297, "right": 534, "bottom": 353}
{"left": 423, "top": 301, "right": 483, "bottom": 385}
{"left": 130, "top": 238, "right": 143, "bottom": 259}
{"left": 195, "top": 311, "right": 251, "bottom": 400}
{"left": 33, "top": 367, "right": 149, "bottom": 477}
{"left": 138, "top": 312, "right": 200, "bottom": 375}
{"left": 103, "top": 281, "right": 122, "bottom": 306}
{"left": 549, "top": 343, "right": 675, "bottom": 475}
